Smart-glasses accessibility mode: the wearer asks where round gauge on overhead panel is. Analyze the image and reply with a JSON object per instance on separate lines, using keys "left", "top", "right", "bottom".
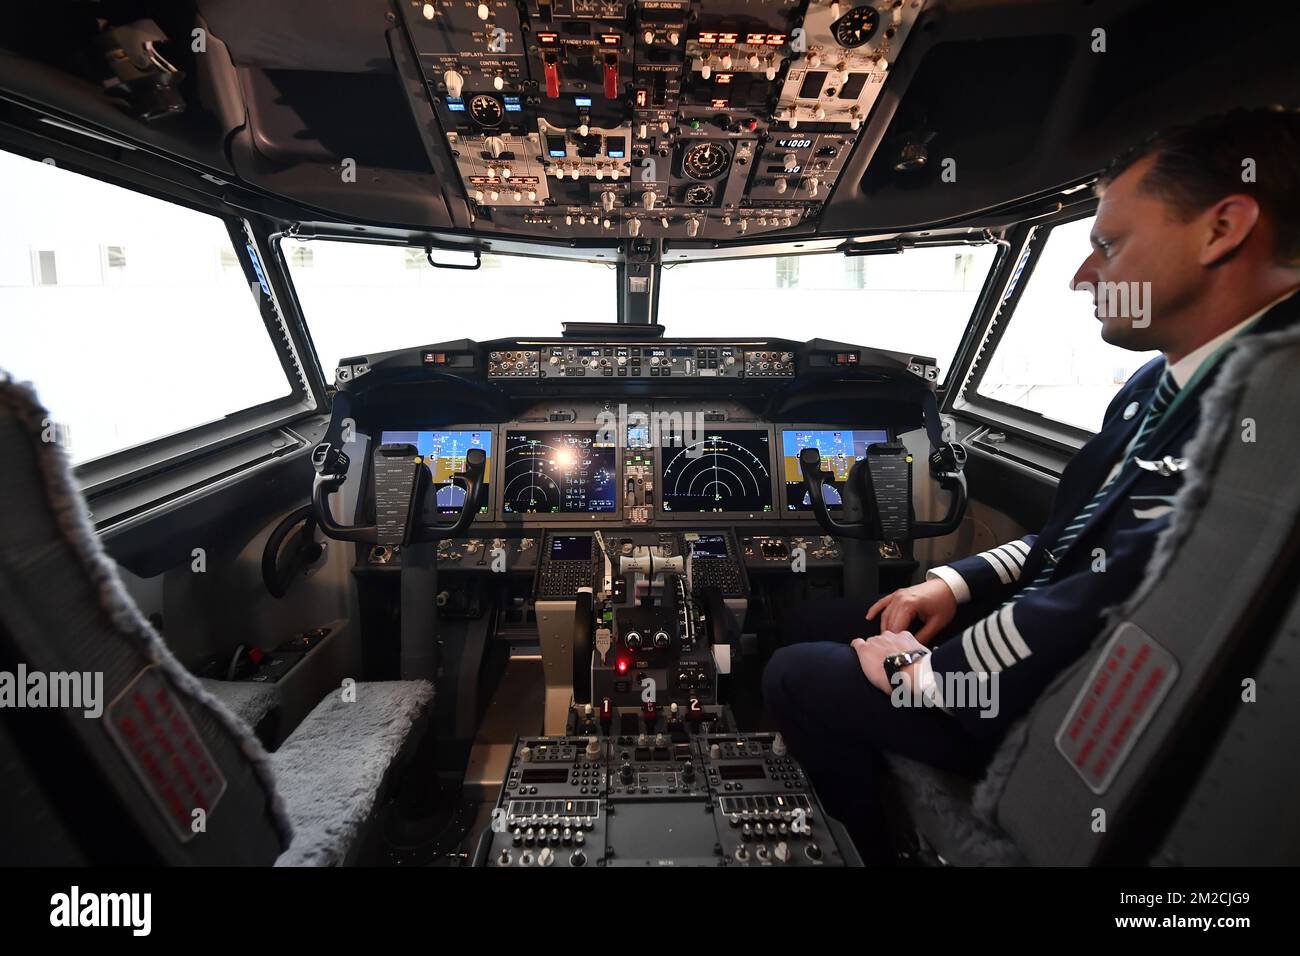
{"left": 469, "top": 94, "right": 504, "bottom": 127}
{"left": 684, "top": 184, "right": 715, "bottom": 206}
{"left": 682, "top": 141, "right": 731, "bottom": 181}
{"left": 831, "top": 5, "right": 881, "bottom": 48}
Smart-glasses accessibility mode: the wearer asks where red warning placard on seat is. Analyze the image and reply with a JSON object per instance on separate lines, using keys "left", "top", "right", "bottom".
{"left": 1055, "top": 622, "right": 1180, "bottom": 794}
{"left": 104, "top": 666, "right": 227, "bottom": 842}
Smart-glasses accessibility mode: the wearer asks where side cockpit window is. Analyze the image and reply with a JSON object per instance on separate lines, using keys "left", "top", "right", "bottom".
{"left": 0, "top": 149, "right": 302, "bottom": 469}
{"left": 967, "top": 216, "right": 1159, "bottom": 435}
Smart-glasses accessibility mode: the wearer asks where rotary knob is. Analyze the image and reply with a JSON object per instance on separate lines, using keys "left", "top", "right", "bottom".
{"left": 443, "top": 70, "right": 464, "bottom": 99}
{"left": 485, "top": 136, "right": 505, "bottom": 159}
{"left": 602, "top": 191, "right": 617, "bottom": 212}
{"left": 619, "top": 761, "right": 635, "bottom": 784}
{"left": 642, "top": 190, "right": 657, "bottom": 210}
{"left": 520, "top": 745, "right": 533, "bottom": 762}
{"left": 653, "top": 630, "right": 671, "bottom": 648}
{"left": 628, "top": 218, "right": 641, "bottom": 237}
{"left": 585, "top": 736, "right": 600, "bottom": 758}
{"left": 624, "top": 630, "right": 642, "bottom": 650}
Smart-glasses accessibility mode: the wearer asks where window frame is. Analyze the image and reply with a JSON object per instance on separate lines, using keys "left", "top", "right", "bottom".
{"left": 948, "top": 203, "right": 1107, "bottom": 453}
{"left": 0, "top": 136, "right": 322, "bottom": 503}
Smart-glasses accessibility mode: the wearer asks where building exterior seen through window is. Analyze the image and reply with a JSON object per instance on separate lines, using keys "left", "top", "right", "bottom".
{"left": 658, "top": 245, "right": 998, "bottom": 382}
{"left": 0, "top": 150, "right": 293, "bottom": 465}
{"left": 284, "top": 239, "right": 618, "bottom": 373}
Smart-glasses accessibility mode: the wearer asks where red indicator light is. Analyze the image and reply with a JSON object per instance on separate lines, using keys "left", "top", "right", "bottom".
{"left": 711, "top": 98, "right": 730, "bottom": 108}
{"left": 698, "top": 32, "right": 717, "bottom": 45}
{"left": 766, "top": 33, "right": 787, "bottom": 46}
{"left": 537, "top": 32, "right": 558, "bottom": 44}
{"left": 719, "top": 32, "right": 739, "bottom": 45}
{"left": 600, "top": 34, "right": 621, "bottom": 46}
{"left": 714, "top": 73, "right": 733, "bottom": 84}
{"left": 617, "top": 659, "right": 628, "bottom": 674}
{"left": 746, "top": 33, "right": 766, "bottom": 45}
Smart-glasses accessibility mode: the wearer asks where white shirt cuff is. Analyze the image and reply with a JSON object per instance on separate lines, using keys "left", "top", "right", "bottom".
{"left": 926, "top": 565, "right": 971, "bottom": 604}
{"left": 913, "top": 655, "right": 947, "bottom": 711}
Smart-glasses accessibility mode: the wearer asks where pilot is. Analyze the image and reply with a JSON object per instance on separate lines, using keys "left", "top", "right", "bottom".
{"left": 763, "top": 108, "right": 1300, "bottom": 860}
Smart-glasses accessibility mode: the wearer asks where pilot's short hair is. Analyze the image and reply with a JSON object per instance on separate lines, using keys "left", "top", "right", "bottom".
{"left": 1100, "top": 107, "right": 1300, "bottom": 263}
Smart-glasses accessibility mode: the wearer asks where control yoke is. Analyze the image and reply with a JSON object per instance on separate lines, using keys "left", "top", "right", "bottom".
{"left": 798, "top": 446, "right": 966, "bottom": 541}
{"left": 312, "top": 442, "right": 487, "bottom": 545}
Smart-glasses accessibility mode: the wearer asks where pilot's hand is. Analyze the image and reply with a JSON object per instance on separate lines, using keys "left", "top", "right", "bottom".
{"left": 851, "top": 630, "right": 926, "bottom": 695}
{"left": 866, "top": 578, "right": 956, "bottom": 645}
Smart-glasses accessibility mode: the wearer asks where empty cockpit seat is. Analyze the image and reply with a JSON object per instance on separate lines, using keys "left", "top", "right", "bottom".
{"left": 0, "top": 374, "right": 290, "bottom": 865}
{"left": 273, "top": 679, "right": 433, "bottom": 867}
{"left": 884, "top": 321, "right": 1300, "bottom": 865}
{"left": 199, "top": 678, "right": 282, "bottom": 744}
{"left": 0, "top": 373, "right": 434, "bottom": 867}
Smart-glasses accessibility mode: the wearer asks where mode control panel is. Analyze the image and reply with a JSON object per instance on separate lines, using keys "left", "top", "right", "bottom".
{"left": 522, "top": 344, "right": 746, "bottom": 379}
{"left": 486, "top": 343, "right": 778, "bottom": 379}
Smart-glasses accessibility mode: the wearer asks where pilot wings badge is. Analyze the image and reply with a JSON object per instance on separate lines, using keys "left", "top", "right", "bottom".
{"left": 1133, "top": 455, "right": 1189, "bottom": 477}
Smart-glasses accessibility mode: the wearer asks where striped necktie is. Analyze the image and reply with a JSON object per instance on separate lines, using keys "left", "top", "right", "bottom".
{"left": 1015, "top": 368, "right": 1180, "bottom": 598}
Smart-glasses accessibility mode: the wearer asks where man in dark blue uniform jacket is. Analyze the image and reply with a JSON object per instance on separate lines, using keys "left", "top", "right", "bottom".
{"left": 763, "top": 109, "right": 1300, "bottom": 860}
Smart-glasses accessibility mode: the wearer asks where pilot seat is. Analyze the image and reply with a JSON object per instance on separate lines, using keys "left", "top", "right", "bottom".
{"left": 0, "top": 372, "right": 433, "bottom": 866}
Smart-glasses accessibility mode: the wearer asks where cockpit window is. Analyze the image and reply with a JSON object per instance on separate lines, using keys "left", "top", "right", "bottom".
{"left": 656, "top": 244, "right": 997, "bottom": 383}
{"left": 973, "top": 216, "right": 1159, "bottom": 433}
{"left": 0, "top": 150, "right": 295, "bottom": 466}
{"left": 283, "top": 239, "right": 618, "bottom": 372}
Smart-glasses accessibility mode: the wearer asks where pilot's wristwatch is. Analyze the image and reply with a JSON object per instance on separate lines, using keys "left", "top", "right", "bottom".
{"left": 883, "top": 646, "right": 930, "bottom": 686}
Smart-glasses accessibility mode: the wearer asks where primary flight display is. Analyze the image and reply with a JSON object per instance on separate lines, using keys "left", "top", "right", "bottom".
{"left": 381, "top": 429, "right": 493, "bottom": 515}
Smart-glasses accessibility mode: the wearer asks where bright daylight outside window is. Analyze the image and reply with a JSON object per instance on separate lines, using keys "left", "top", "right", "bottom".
{"left": 975, "top": 216, "right": 1159, "bottom": 433}
{"left": 283, "top": 239, "right": 618, "bottom": 373}
{"left": 0, "top": 150, "right": 293, "bottom": 466}
{"left": 656, "top": 243, "right": 997, "bottom": 382}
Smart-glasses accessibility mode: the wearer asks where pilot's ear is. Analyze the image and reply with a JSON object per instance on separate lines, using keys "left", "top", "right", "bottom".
{"left": 1199, "top": 194, "right": 1261, "bottom": 267}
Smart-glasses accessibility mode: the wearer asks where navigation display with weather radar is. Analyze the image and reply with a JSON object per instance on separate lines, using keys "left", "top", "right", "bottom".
{"left": 503, "top": 430, "right": 617, "bottom": 514}
{"left": 660, "top": 430, "right": 774, "bottom": 514}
